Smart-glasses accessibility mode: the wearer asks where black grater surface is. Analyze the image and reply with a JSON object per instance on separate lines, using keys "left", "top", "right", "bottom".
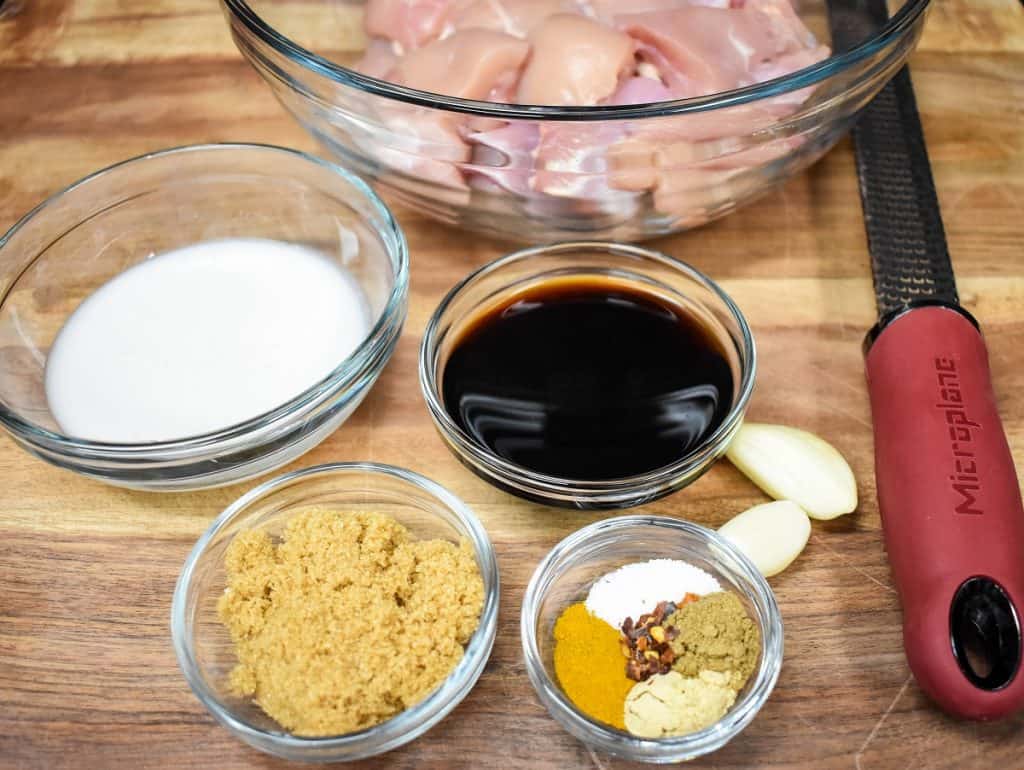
{"left": 828, "top": 0, "right": 959, "bottom": 317}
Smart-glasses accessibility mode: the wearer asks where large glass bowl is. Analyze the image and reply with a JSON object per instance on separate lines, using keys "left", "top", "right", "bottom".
{"left": 0, "top": 144, "right": 408, "bottom": 491}
{"left": 222, "top": 0, "right": 931, "bottom": 241}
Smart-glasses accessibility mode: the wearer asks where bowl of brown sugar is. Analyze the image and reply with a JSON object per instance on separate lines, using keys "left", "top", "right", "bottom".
{"left": 171, "top": 462, "right": 499, "bottom": 762}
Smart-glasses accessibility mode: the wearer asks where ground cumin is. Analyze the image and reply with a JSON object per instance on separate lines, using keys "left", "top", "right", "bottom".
{"left": 553, "top": 603, "right": 633, "bottom": 729}
{"left": 667, "top": 591, "right": 759, "bottom": 691}
{"left": 217, "top": 508, "right": 484, "bottom": 737}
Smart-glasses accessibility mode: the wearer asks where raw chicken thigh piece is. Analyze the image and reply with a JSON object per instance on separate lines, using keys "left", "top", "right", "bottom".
{"left": 603, "top": 100, "right": 800, "bottom": 192}
{"left": 639, "top": 102, "right": 791, "bottom": 143}
{"left": 528, "top": 125, "right": 643, "bottom": 223}
{"left": 364, "top": 0, "right": 453, "bottom": 50}
{"left": 531, "top": 122, "right": 629, "bottom": 198}
{"left": 466, "top": 121, "right": 540, "bottom": 193}
{"left": 608, "top": 76, "right": 675, "bottom": 105}
{"left": 703, "top": 136, "right": 804, "bottom": 169}
{"left": 608, "top": 135, "right": 732, "bottom": 222}
{"left": 585, "top": 0, "right": 728, "bottom": 23}
{"left": 387, "top": 29, "right": 530, "bottom": 99}
{"left": 451, "top": 0, "right": 577, "bottom": 37}
{"left": 517, "top": 15, "right": 635, "bottom": 105}
{"left": 366, "top": 30, "right": 531, "bottom": 192}
{"left": 751, "top": 44, "right": 831, "bottom": 110}
{"left": 746, "top": 0, "right": 821, "bottom": 51}
{"left": 618, "top": 7, "right": 790, "bottom": 95}
{"left": 605, "top": 136, "right": 666, "bottom": 191}
{"left": 360, "top": 103, "right": 471, "bottom": 189}
{"left": 352, "top": 38, "right": 399, "bottom": 78}
{"left": 652, "top": 165, "right": 733, "bottom": 225}
{"left": 753, "top": 45, "right": 830, "bottom": 84}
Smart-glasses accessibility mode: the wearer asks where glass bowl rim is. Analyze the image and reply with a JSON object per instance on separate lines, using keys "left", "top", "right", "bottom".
{"left": 222, "top": 0, "right": 932, "bottom": 120}
{"left": 418, "top": 240, "right": 756, "bottom": 494}
{"left": 0, "top": 142, "right": 409, "bottom": 457}
{"left": 170, "top": 461, "right": 501, "bottom": 750}
{"left": 519, "top": 514, "right": 784, "bottom": 757}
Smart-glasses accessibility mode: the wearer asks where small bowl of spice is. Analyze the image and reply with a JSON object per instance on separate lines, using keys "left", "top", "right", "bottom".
{"left": 521, "top": 515, "right": 782, "bottom": 763}
{"left": 419, "top": 241, "right": 755, "bottom": 509}
{"left": 172, "top": 462, "right": 499, "bottom": 762}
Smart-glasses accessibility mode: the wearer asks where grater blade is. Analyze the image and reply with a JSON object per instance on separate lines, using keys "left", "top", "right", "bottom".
{"left": 828, "top": 0, "right": 958, "bottom": 317}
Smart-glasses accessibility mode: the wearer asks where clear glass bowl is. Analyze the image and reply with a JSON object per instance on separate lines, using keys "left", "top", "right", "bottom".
{"left": 521, "top": 515, "right": 783, "bottom": 763}
{"left": 171, "top": 462, "right": 500, "bottom": 762}
{"left": 222, "top": 0, "right": 931, "bottom": 241}
{"left": 419, "top": 242, "right": 755, "bottom": 509}
{"left": 0, "top": 144, "right": 408, "bottom": 491}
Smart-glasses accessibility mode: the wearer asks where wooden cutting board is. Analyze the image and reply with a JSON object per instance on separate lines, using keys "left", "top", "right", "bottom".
{"left": 1, "top": 1, "right": 1023, "bottom": 767}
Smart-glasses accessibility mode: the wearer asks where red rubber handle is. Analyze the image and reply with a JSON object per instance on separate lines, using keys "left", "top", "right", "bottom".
{"left": 866, "top": 305, "right": 1024, "bottom": 719}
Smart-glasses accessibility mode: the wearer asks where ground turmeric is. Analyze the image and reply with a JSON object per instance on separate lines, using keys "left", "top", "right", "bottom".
{"left": 553, "top": 603, "right": 633, "bottom": 729}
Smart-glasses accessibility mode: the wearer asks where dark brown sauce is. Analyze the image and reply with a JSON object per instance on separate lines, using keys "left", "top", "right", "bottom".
{"left": 440, "top": 278, "right": 734, "bottom": 480}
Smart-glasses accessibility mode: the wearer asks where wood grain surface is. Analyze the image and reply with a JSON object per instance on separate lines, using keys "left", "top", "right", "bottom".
{"left": 2, "top": 1, "right": 1023, "bottom": 768}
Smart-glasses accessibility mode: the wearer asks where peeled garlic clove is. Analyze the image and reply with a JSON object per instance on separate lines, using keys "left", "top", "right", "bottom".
{"left": 719, "top": 500, "right": 811, "bottom": 577}
{"left": 725, "top": 423, "right": 857, "bottom": 519}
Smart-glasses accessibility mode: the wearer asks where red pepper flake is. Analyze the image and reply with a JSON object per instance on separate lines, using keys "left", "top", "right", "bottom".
{"left": 619, "top": 594, "right": 700, "bottom": 681}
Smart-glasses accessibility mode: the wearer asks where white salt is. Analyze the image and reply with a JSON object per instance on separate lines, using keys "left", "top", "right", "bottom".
{"left": 45, "top": 237, "right": 371, "bottom": 443}
{"left": 585, "top": 558, "right": 722, "bottom": 628}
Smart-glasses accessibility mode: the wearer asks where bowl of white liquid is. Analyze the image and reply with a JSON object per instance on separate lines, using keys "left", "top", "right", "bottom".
{"left": 0, "top": 144, "right": 408, "bottom": 490}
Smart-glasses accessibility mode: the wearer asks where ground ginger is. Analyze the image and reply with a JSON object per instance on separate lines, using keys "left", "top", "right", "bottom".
{"left": 624, "top": 669, "right": 737, "bottom": 737}
{"left": 217, "top": 508, "right": 484, "bottom": 737}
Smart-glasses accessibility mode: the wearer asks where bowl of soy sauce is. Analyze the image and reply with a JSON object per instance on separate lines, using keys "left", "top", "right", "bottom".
{"left": 419, "top": 242, "right": 755, "bottom": 509}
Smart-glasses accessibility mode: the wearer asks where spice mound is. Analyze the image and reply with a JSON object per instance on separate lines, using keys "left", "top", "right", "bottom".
{"left": 624, "top": 670, "right": 737, "bottom": 738}
{"left": 554, "top": 603, "right": 634, "bottom": 729}
{"left": 586, "top": 558, "right": 722, "bottom": 628}
{"left": 667, "top": 591, "right": 759, "bottom": 691}
{"left": 620, "top": 595, "right": 698, "bottom": 681}
{"left": 551, "top": 558, "right": 761, "bottom": 740}
{"left": 217, "top": 508, "right": 484, "bottom": 737}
